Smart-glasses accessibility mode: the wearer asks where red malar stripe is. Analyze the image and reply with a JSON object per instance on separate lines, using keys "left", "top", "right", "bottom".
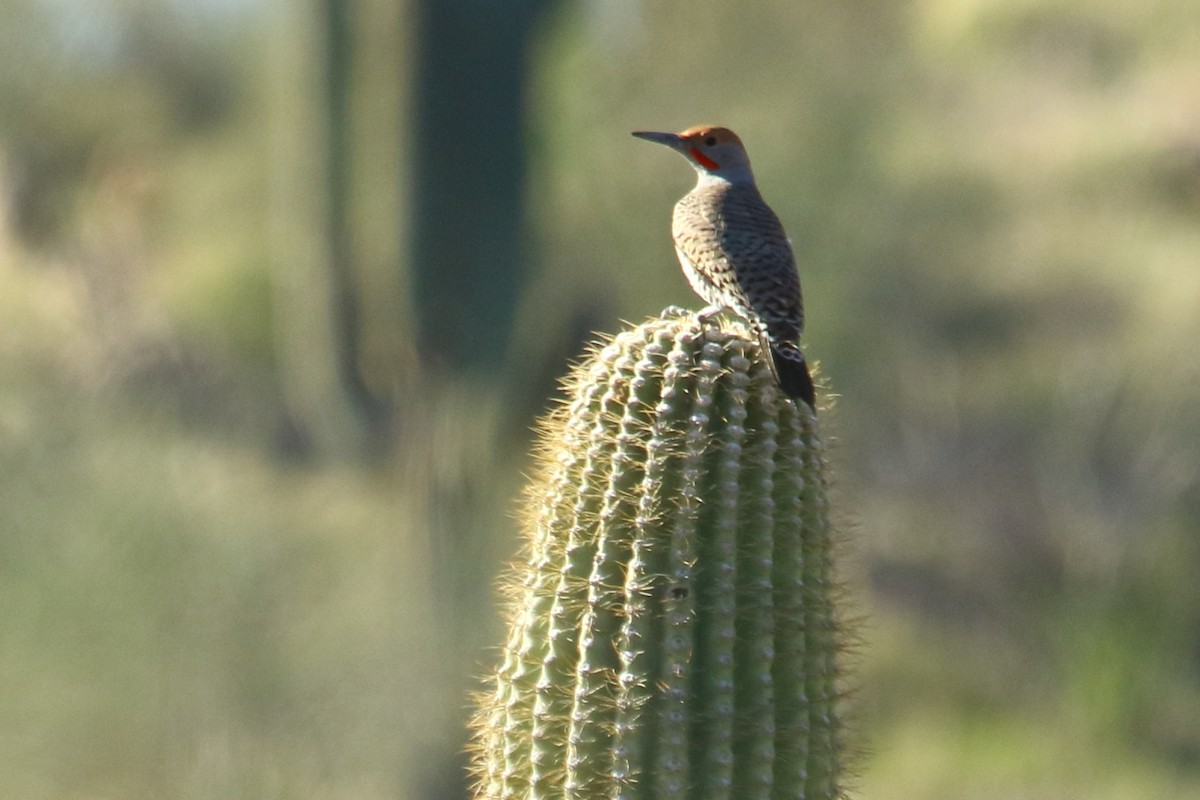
{"left": 689, "top": 147, "right": 720, "bottom": 171}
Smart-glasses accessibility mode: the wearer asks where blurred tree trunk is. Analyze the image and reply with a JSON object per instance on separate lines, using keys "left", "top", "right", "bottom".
{"left": 404, "top": 5, "right": 558, "bottom": 797}
{"left": 320, "top": 0, "right": 386, "bottom": 440}
{"left": 268, "top": 0, "right": 385, "bottom": 460}
{"left": 408, "top": 0, "right": 556, "bottom": 375}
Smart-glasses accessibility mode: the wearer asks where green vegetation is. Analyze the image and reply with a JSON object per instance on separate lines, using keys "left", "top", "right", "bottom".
{"left": 1, "top": 1, "right": 1198, "bottom": 798}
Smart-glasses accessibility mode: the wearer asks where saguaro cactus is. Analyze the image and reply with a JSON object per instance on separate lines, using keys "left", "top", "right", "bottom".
{"left": 473, "top": 312, "right": 842, "bottom": 799}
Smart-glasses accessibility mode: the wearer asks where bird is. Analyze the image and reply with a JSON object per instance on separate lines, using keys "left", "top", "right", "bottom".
{"left": 632, "top": 125, "right": 815, "bottom": 410}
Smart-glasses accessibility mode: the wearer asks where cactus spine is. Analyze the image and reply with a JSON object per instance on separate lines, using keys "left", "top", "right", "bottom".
{"left": 474, "top": 313, "right": 842, "bottom": 799}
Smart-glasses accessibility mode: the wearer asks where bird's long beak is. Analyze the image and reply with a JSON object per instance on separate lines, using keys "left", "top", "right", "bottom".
{"left": 631, "top": 130, "right": 685, "bottom": 150}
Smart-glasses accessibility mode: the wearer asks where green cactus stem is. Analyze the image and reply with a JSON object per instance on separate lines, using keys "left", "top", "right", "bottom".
{"left": 473, "top": 312, "right": 842, "bottom": 800}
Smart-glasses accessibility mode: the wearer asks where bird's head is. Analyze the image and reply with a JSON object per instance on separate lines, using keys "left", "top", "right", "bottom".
{"left": 632, "top": 124, "right": 754, "bottom": 184}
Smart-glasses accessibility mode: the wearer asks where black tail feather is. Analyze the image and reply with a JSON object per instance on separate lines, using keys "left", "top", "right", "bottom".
{"left": 768, "top": 341, "right": 816, "bottom": 411}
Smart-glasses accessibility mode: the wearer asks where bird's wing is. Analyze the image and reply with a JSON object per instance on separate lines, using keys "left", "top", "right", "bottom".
{"left": 716, "top": 188, "right": 804, "bottom": 335}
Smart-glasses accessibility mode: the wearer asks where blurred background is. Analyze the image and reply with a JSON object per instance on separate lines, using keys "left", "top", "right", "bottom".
{"left": 2, "top": 0, "right": 1198, "bottom": 798}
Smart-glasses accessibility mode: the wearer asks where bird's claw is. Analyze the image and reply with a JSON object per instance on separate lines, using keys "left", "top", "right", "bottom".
{"left": 695, "top": 305, "right": 724, "bottom": 327}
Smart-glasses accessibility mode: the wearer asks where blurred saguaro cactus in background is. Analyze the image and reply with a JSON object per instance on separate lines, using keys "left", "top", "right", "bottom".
{"left": 474, "top": 313, "right": 843, "bottom": 799}
{"left": 409, "top": 0, "right": 560, "bottom": 375}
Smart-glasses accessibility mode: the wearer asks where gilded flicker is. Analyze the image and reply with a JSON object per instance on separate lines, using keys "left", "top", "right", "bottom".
{"left": 632, "top": 125, "right": 815, "bottom": 409}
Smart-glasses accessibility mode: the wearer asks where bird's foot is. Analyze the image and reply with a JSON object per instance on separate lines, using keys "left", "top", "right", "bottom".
{"left": 695, "top": 305, "right": 725, "bottom": 327}
{"left": 659, "top": 305, "right": 689, "bottom": 319}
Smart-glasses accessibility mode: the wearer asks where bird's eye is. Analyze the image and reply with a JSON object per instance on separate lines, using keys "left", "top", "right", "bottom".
{"left": 704, "top": 136, "right": 717, "bottom": 146}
